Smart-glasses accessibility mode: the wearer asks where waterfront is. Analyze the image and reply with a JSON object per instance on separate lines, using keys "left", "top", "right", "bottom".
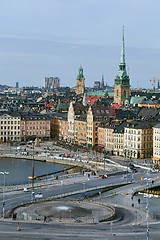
{"left": 0, "top": 158, "right": 69, "bottom": 186}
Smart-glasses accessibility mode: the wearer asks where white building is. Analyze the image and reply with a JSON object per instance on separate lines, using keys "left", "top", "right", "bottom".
{"left": 153, "top": 123, "right": 160, "bottom": 167}
{"left": 0, "top": 112, "right": 21, "bottom": 143}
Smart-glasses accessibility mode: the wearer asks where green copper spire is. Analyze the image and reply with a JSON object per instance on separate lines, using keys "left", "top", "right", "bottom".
{"left": 120, "top": 26, "right": 125, "bottom": 66}
{"left": 114, "top": 26, "right": 130, "bottom": 86}
{"left": 116, "top": 26, "right": 128, "bottom": 77}
{"left": 77, "top": 65, "right": 84, "bottom": 79}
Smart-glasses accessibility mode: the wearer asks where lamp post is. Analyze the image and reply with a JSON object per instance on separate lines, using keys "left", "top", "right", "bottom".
{"left": 31, "top": 142, "right": 35, "bottom": 201}
{"left": 0, "top": 171, "right": 9, "bottom": 218}
{"left": 146, "top": 183, "right": 149, "bottom": 240}
{"left": 82, "top": 182, "right": 86, "bottom": 199}
{"left": 124, "top": 147, "right": 128, "bottom": 182}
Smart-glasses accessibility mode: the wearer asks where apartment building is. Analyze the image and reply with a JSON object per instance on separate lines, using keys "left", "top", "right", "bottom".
{"left": 20, "top": 113, "right": 51, "bottom": 141}
{"left": 74, "top": 117, "right": 87, "bottom": 146}
{"left": 44, "top": 77, "right": 60, "bottom": 89}
{"left": 124, "top": 120, "right": 155, "bottom": 159}
{"left": 87, "top": 105, "right": 114, "bottom": 148}
{"left": 86, "top": 106, "right": 95, "bottom": 147}
{"left": 153, "top": 123, "right": 160, "bottom": 167}
{"left": 68, "top": 101, "right": 88, "bottom": 144}
{"left": 113, "top": 121, "right": 128, "bottom": 156}
{"left": 0, "top": 112, "right": 21, "bottom": 142}
{"left": 105, "top": 122, "right": 119, "bottom": 155}
{"left": 97, "top": 124, "right": 105, "bottom": 150}
{"left": 51, "top": 113, "right": 68, "bottom": 141}
{"left": 67, "top": 102, "right": 75, "bottom": 143}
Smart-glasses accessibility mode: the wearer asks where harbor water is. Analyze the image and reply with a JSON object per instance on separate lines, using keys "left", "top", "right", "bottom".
{"left": 0, "top": 158, "right": 69, "bottom": 186}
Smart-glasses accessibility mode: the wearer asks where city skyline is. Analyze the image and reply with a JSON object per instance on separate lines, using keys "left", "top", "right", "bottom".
{"left": 0, "top": 0, "right": 160, "bottom": 89}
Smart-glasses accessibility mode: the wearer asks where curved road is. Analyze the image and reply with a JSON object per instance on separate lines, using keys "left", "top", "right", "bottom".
{"left": 0, "top": 167, "right": 159, "bottom": 239}
{"left": 0, "top": 219, "right": 159, "bottom": 239}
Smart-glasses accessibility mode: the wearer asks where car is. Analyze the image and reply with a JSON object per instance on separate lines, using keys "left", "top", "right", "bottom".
{"left": 34, "top": 192, "right": 43, "bottom": 199}
{"left": 132, "top": 168, "right": 137, "bottom": 173}
{"left": 23, "top": 187, "right": 28, "bottom": 192}
{"left": 101, "top": 174, "right": 108, "bottom": 179}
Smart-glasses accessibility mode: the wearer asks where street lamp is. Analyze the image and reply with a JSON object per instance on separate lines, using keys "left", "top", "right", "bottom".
{"left": 31, "top": 142, "right": 35, "bottom": 201}
{"left": 0, "top": 171, "right": 9, "bottom": 218}
{"left": 146, "top": 183, "right": 149, "bottom": 240}
{"left": 124, "top": 147, "right": 128, "bottom": 182}
{"left": 82, "top": 182, "right": 86, "bottom": 199}
{"left": 28, "top": 141, "right": 35, "bottom": 201}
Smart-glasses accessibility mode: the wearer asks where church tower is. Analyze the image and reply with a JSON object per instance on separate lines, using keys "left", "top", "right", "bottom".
{"left": 76, "top": 66, "right": 85, "bottom": 95}
{"left": 100, "top": 74, "right": 105, "bottom": 89}
{"left": 114, "top": 27, "right": 130, "bottom": 105}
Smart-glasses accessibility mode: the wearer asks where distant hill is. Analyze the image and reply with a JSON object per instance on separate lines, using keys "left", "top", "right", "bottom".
{"left": 0, "top": 84, "right": 12, "bottom": 89}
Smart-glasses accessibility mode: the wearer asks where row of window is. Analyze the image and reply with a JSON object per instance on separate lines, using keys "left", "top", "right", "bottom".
{"left": 153, "top": 150, "right": 160, "bottom": 156}
{"left": 0, "top": 117, "right": 20, "bottom": 120}
{"left": 77, "top": 122, "right": 86, "bottom": 126}
{"left": 0, "top": 131, "right": 20, "bottom": 135}
{"left": 1, "top": 126, "right": 20, "bottom": 130}
{"left": 114, "top": 139, "right": 123, "bottom": 143}
{"left": 22, "top": 131, "right": 48, "bottom": 135}
{"left": 125, "top": 129, "right": 152, "bottom": 134}
{"left": 87, "top": 132, "right": 92, "bottom": 136}
{"left": 0, "top": 137, "right": 20, "bottom": 141}
{"left": 153, "top": 129, "right": 160, "bottom": 134}
{"left": 124, "top": 143, "right": 152, "bottom": 149}
{"left": 154, "top": 144, "right": 160, "bottom": 148}
{"left": 22, "top": 126, "right": 49, "bottom": 130}
{"left": 125, "top": 129, "right": 141, "bottom": 134}
{"left": 125, "top": 135, "right": 152, "bottom": 141}
{"left": 0, "top": 121, "right": 20, "bottom": 125}
{"left": 22, "top": 121, "right": 50, "bottom": 125}
{"left": 106, "top": 138, "right": 114, "bottom": 142}
{"left": 154, "top": 136, "right": 160, "bottom": 141}
{"left": 77, "top": 127, "right": 86, "bottom": 131}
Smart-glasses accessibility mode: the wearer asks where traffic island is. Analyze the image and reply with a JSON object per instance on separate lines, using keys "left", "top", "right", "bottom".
{"left": 13, "top": 200, "right": 116, "bottom": 224}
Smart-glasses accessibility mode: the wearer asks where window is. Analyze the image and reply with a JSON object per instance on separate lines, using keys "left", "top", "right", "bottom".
{"left": 116, "top": 90, "right": 118, "bottom": 96}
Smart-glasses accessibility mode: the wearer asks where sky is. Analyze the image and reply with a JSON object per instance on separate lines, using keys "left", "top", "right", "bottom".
{"left": 0, "top": 0, "right": 160, "bottom": 89}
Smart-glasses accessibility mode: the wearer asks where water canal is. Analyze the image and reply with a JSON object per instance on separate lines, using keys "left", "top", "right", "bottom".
{"left": 0, "top": 158, "right": 69, "bottom": 186}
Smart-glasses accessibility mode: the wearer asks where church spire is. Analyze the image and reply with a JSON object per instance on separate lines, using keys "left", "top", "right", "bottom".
{"left": 77, "top": 65, "right": 84, "bottom": 79}
{"left": 114, "top": 27, "right": 131, "bottom": 106}
{"left": 120, "top": 26, "right": 125, "bottom": 65}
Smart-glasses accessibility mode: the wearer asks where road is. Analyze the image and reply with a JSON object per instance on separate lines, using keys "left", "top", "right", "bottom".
{"left": 0, "top": 142, "right": 159, "bottom": 239}
{"left": 0, "top": 219, "right": 159, "bottom": 239}
{"left": 2, "top": 169, "right": 159, "bottom": 216}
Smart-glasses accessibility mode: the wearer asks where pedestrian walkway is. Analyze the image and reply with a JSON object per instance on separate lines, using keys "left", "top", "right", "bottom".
{"left": 95, "top": 183, "right": 159, "bottom": 224}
